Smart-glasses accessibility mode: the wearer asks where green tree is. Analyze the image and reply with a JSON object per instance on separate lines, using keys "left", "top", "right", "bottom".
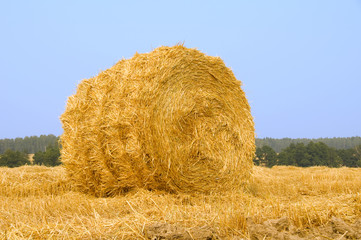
{"left": 306, "top": 141, "right": 324, "bottom": 166}
{"left": 326, "top": 147, "right": 342, "bottom": 167}
{"left": 255, "top": 137, "right": 361, "bottom": 153}
{"left": 0, "top": 134, "right": 58, "bottom": 154}
{"left": 309, "top": 142, "right": 341, "bottom": 167}
{"left": 0, "top": 149, "right": 30, "bottom": 168}
{"left": 337, "top": 148, "right": 357, "bottom": 167}
{"left": 278, "top": 143, "right": 297, "bottom": 166}
{"left": 278, "top": 142, "right": 342, "bottom": 167}
{"left": 355, "top": 145, "right": 361, "bottom": 167}
{"left": 33, "top": 144, "right": 61, "bottom": 166}
{"left": 255, "top": 146, "right": 277, "bottom": 167}
{"left": 278, "top": 143, "right": 311, "bottom": 167}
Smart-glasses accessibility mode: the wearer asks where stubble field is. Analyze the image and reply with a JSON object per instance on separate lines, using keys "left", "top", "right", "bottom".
{"left": 1, "top": 165, "right": 361, "bottom": 239}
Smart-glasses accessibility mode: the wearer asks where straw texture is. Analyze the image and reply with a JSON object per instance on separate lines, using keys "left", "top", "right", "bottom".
{"left": 60, "top": 45, "right": 255, "bottom": 196}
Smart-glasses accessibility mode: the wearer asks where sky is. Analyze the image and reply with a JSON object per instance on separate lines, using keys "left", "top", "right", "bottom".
{"left": 1, "top": 0, "right": 360, "bottom": 139}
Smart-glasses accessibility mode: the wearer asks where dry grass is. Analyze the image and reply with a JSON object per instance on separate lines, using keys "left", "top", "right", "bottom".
{"left": 1, "top": 165, "right": 361, "bottom": 239}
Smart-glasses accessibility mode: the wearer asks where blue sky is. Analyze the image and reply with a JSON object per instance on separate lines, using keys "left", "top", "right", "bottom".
{"left": 1, "top": 0, "right": 360, "bottom": 139}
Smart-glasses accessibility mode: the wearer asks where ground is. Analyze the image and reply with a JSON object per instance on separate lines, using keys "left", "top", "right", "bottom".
{"left": 0, "top": 165, "right": 361, "bottom": 239}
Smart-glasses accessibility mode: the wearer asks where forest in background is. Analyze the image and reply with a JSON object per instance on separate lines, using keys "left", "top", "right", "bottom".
{"left": 0, "top": 135, "right": 58, "bottom": 154}
{"left": 256, "top": 136, "right": 361, "bottom": 153}
{"left": 0, "top": 135, "right": 360, "bottom": 154}
{"left": 0, "top": 135, "right": 360, "bottom": 168}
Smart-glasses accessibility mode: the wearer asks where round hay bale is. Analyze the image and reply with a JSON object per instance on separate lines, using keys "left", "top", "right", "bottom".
{"left": 60, "top": 45, "right": 255, "bottom": 196}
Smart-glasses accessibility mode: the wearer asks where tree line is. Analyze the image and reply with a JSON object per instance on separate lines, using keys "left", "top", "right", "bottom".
{"left": 0, "top": 142, "right": 61, "bottom": 168}
{"left": 2, "top": 135, "right": 360, "bottom": 154}
{"left": 254, "top": 141, "right": 361, "bottom": 168}
{"left": 256, "top": 136, "right": 361, "bottom": 153}
{"left": 0, "top": 135, "right": 361, "bottom": 168}
{"left": 0, "top": 134, "right": 58, "bottom": 154}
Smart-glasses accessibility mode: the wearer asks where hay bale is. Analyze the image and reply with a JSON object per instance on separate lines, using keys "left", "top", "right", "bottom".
{"left": 60, "top": 45, "right": 255, "bottom": 196}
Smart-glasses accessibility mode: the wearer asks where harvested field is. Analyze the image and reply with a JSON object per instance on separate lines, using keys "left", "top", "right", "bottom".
{"left": 1, "top": 165, "right": 361, "bottom": 239}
